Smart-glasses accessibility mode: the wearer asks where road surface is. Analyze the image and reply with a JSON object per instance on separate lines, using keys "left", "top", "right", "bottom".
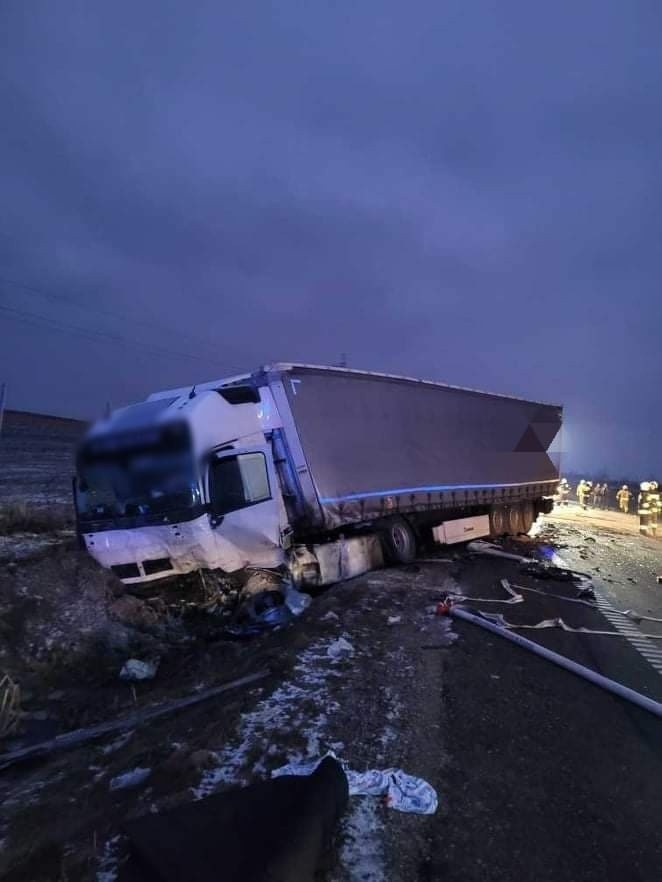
{"left": 0, "top": 507, "right": 660, "bottom": 881}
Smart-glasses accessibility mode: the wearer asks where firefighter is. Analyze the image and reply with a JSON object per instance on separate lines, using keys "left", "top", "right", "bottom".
{"left": 616, "top": 484, "right": 631, "bottom": 514}
{"left": 577, "top": 480, "right": 590, "bottom": 509}
{"left": 637, "top": 482, "right": 656, "bottom": 536}
{"left": 556, "top": 478, "right": 570, "bottom": 506}
{"left": 591, "top": 482, "right": 601, "bottom": 508}
{"left": 645, "top": 481, "right": 660, "bottom": 536}
{"left": 599, "top": 482, "right": 609, "bottom": 509}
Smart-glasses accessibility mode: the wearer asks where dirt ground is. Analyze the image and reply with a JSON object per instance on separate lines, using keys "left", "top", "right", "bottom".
{"left": 0, "top": 508, "right": 661, "bottom": 882}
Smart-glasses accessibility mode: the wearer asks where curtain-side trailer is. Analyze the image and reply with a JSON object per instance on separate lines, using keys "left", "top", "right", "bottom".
{"left": 75, "top": 364, "right": 562, "bottom": 586}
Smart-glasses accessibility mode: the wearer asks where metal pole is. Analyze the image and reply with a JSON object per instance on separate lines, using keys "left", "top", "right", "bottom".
{"left": 451, "top": 606, "right": 662, "bottom": 718}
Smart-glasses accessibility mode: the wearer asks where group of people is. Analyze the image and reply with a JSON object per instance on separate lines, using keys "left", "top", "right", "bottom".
{"left": 556, "top": 478, "right": 609, "bottom": 509}
{"left": 555, "top": 477, "right": 660, "bottom": 537}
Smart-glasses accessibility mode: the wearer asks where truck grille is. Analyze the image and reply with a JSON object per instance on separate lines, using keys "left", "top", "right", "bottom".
{"left": 143, "top": 558, "right": 173, "bottom": 575}
{"left": 111, "top": 563, "right": 140, "bottom": 580}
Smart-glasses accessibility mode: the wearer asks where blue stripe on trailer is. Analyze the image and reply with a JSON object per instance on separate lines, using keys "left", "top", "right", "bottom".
{"left": 319, "top": 479, "right": 558, "bottom": 504}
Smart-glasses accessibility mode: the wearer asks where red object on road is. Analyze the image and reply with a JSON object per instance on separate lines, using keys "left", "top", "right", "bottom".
{"left": 435, "top": 600, "right": 452, "bottom": 616}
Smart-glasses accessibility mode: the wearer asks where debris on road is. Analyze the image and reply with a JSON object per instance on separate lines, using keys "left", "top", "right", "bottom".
{"left": 521, "top": 560, "right": 592, "bottom": 582}
{"left": 510, "top": 584, "right": 601, "bottom": 608}
{"left": 109, "top": 766, "right": 152, "bottom": 791}
{"left": 0, "top": 673, "right": 21, "bottom": 737}
{"left": 226, "top": 589, "right": 293, "bottom": 636}
{"left": 387, "top": 615, "right": 402, "bottom": 625}
{"left": 450, "top": 605, "right": 662, "bottom": 719}
{"left": 321, "top": 610, "right": 340, "bottom": 622}
{"left": 467, "top": 540, "right": 535, "bottom": 563}
{"left": 442, "top": 577, "right": 524, "bottom": 606}
{"left": 0, "top": 669, "right": 269, "bottom": 771}
{"left": 272, "top": 753, "right": 438, "bottom": 814}
{"left": 327, "top": 635, "right": 355, "bottom": 659}
{"left": 284, "top": 583, "right": 312, "bottom": 616}
{"left": 475, "top": 611, "right": 662, "bottom": 639}
{"left": 119, "top": 658, "right": 160, "bottom": 681}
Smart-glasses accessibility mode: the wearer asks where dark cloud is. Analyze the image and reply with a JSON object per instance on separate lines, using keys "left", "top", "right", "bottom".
{"left": 1, "top": 0, "right": 661, "bottom": 475}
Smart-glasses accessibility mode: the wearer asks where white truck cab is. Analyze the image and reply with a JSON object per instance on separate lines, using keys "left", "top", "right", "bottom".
{"left": 76, "top": 383, "right": 289, "bottom": 583}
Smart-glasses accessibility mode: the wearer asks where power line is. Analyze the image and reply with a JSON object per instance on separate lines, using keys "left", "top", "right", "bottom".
{"left": 0, "top": 273, "right": 227, "bottom": 362}
{"left": 0, "top": 303, "right": 242, "bottom": 372}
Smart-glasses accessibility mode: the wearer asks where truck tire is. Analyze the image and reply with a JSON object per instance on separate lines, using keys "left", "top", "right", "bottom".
{"left": 520, "top": 501, "right": 535, "bottom": 535}
{"left": 489, "top": 506, "right": 507, "bottom": 537}
{"left": 506, "top": 505, "right": 523, "bottom": 535}
{"left": 381, "top": 517, "right": 417, "bottom": 565}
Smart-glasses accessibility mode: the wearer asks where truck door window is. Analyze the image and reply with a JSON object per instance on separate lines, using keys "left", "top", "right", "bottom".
{"left": 210, "top": 452, "right": 271, "bottom": 516}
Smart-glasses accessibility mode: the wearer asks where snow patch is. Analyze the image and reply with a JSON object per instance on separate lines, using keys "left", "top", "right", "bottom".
{"left": 337, "top": 798, "right": 385, "bottom": 882}
{"left": 109, "top": 767, "right": 151, "bottom": 791}
{"left": 194, "top": 638, "right": 346, "bottom": 798}
{"left": 96, "top": 834, "right": 122, "bottom": 882}
{"left": 327, "top": 635, "right": 354, "bottom": 659}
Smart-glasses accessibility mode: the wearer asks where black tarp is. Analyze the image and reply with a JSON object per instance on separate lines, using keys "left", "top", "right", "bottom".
{"left": 123, "top": 757, "right": 348, "bottom": 882}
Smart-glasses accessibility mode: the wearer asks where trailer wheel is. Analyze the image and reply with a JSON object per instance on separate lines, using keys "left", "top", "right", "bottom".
{"left": 506, "top": 505, "right": 523, "bottom": 535}
{"left": 489, "top": 506, "right": 507, "bottom": 537}
{"left": 520, "top": 501, "right": 535, "bottom": 535}
{"left": 381, "top": 518, "right": 417, "bottom": 564}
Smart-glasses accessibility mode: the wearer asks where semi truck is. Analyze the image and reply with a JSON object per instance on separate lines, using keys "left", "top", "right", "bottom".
{"left": 74, "top": 364, "right": 562, "bottom": 587}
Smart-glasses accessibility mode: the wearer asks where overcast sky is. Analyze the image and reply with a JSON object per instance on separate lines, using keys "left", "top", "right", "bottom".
{"left": 1, "top": 1, "right": 661, "bottom": 476}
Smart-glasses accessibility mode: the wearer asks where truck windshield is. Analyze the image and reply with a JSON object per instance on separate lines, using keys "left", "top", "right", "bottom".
{"left": 76, "top": 424, "right": 200, "bottom": 523}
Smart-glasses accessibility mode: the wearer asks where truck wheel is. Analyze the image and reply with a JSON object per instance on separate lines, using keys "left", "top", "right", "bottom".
{"left": 381, "top": 518, "right": 417, "bottom": 564}
{"left": 506, "top": 505, "right": 523, "bottom": 535}
{"left": 490, "top": 506, "right": 507, "bottom": 537}
{"left": 520, "top": 501, "right": 535, "bottom": 534}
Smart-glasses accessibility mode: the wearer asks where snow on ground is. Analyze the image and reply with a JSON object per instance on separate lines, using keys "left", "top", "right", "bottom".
{"left": 194, "top": 636, "right": 345, "bottom": 796}
{"left": 334, "top": 797, "right": 386, "bottom": 882}
{"left": 0, "top": 533, "right": 64, "bottom": 563}
{"left": 192, "top": 623, "right": 411, "bottom": 880}
{"left": 96, "top": 834, "right": 122, "bottom": 882}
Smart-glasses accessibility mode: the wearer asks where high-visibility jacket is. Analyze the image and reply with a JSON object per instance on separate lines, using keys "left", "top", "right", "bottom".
{"left": 616, "top": 488, "right": 630, "bottom": 506}
{"left": 642, "top": 489, "right": 660, "bottom": 523}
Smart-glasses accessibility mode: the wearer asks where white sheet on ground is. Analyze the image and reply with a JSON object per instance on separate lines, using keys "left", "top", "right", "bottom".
{"left": 271, "top": 753, "right": 438, "bottom": 815}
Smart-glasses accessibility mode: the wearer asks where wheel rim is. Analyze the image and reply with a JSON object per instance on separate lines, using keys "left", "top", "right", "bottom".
{"left": 392, "top": 525, "right": 408, "bottom": 553}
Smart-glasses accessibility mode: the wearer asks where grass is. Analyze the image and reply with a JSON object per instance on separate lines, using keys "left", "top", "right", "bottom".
{"left": 0, "top": 501, "right": 74, "bottom": 534}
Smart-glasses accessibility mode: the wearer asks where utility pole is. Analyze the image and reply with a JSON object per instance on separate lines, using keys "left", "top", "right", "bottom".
{"left": 0, "top": 383, "right": 6, "bottom": 436}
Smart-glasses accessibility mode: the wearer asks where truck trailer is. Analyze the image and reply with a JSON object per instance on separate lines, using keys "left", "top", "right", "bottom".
{"left": 74, "top": 364, "right": 562, "bottom": 586}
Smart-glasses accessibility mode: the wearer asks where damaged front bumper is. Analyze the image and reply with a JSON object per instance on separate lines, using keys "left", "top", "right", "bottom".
{"left": 82, "top": 514, "right": 245, "bottom": 584}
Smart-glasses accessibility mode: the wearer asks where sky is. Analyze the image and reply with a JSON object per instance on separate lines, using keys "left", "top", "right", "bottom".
{"left": 1, "top": 0, "right": 661, "bottom": 477}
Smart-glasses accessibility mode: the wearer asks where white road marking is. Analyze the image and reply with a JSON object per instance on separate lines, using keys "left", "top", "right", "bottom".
{"left": 593, "top": 590, "right": 662, "bottom": 678}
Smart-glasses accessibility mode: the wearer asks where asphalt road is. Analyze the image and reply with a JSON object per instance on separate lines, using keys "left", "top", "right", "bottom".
{"left": 430, "top": 513, "right": 662, "bottom": 882}
{"left": 1, "top": 510, "right": 661, "bottom": 882}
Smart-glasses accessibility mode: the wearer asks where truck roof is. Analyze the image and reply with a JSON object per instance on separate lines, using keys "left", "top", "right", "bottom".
{"left": 265, "top": 363, "right": 562, "bottom": 410}
{"left": 145, "top": 363, "right": 560, "bottom": 410}
{"left": 147, "top": 372, "right": 253, "bottom": 402}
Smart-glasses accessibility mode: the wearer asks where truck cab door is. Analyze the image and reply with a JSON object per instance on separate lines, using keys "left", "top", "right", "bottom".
{"left": 207, "top": 446, "right": 286, "bottom": 569}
